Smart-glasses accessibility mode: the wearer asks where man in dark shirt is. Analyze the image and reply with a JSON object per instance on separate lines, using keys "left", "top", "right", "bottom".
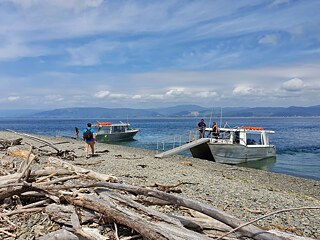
{"left": 197, "top": 119, "right": 206, "bottom": 138}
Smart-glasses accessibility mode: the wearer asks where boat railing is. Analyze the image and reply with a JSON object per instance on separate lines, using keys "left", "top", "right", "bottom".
{"left": 156, "top": 130, "right": 198, "bottom": 152}
{"left": 156, "top": 135, "right": 181, "bottom": 152}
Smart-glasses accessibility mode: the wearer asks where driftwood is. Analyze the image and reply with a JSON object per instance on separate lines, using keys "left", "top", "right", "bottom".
{"left": 0, "top": 135, "right": 318, "bottom": 239}
{"left": 45, "top": 203, "right": 96, "bottom": 226}
{"left": 6, "top": 146, "right": 36, "bottom": 162}
{"left": 55, "top": 182, "right": 285, "bottom": 240}
{"left": 5, "top": 129, "right": 76, "bottom": 160}
{"left": 0, "top": 138, "right": 23, "bottom": 149}
{"left": 48, "top": 157, "right": 118, "bottom": 182}
{"left": 38, "top": 229, "right": 79, "bottom": 240}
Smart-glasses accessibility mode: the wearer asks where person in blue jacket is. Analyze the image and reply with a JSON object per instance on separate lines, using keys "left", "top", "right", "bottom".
{"left": 82, "top": 122, "right": 96, "bottom": 158}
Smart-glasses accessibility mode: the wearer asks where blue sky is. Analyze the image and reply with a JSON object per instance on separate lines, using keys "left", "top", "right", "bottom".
{"left": 0, "top": 0, "right": 319, "bottom": 110}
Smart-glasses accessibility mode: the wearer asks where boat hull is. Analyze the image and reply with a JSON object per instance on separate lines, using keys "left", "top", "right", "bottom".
{"left": 190, "top": 142, "right": 276, "bottom": 164}
{"left": 96, "top": 130, "right": 138, "bottom": 143}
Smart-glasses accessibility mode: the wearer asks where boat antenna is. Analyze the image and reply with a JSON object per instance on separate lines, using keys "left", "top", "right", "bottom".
{"left": 209, "top": 106, "right": 214, "bottom": 126}
{"left": 219, "top": 107, "right": 223, "bottom": 129}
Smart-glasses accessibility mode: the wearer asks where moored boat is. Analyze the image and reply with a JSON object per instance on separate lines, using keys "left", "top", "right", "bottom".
{"left": 190, "top": 126, "right": 276, "bottom": 164}
{"left": 93, "top": 121, "right": 139, "bottom": 143}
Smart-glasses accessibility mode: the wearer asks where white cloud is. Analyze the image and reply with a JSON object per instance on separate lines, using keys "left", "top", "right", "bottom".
{"left": 0, "top": 41, "right": 46, "bottom": 61}
{"left": 165, "top": 88, "right": 185, "bottom": 96}
{"left": 281, "top": 78, "right": 304, "bottom": 91}
{"left": 194, "top": 91, "right": 218, "bottom": 98}
{"left": 8, "top": 96, "right": 20, "bottom": 101}
{"left": 94, "top": 90, "right": 110, "bottom": 98}
{"left": 132, "top": 95, "right": 142, "bottom": 99}
{"left": 45, "top": 95, "right": 64, "bottom": 102}
{"left": 270, "top": 0, "right": 290, "bottom": 7}
{"left": 109, "top": 93, "right": 127, "bottom": 99}
{"left": 233, "top": 86, "right": 256, "bottom": 96}
{"left": 258, "top": 35, "right": 278, "bottom": 45}
{"left": 10, "top": 0, "right": 104, "bottom": 10}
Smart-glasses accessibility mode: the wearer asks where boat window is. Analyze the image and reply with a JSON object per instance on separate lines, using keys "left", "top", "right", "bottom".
{"left": 246, "top": 133, "right": 261, "bottom": 145}
{"left": 235, "top": 131, "right": 240, "bottom": 144}
{"left": 113, "top": 126, "right": 120, "bottom": 132}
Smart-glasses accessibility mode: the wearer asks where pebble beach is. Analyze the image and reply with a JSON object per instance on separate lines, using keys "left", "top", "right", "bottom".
{"left": 1, "top": 130, "right": 320, "bottom": 239}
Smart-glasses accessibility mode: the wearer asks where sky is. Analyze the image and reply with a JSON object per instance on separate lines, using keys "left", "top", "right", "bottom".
{"left": 0, "top": 0, "right": 319, "bottom": 110}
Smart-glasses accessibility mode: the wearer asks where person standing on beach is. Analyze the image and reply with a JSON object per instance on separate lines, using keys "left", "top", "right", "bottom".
{"left": 197, "top": 119, "right": 206, "bottom": 138}
{"left": 82, "top": 123, "right": 96, "bottom": 158}
{"left": 75, "top": 127, "right": 79, "bottom": 138}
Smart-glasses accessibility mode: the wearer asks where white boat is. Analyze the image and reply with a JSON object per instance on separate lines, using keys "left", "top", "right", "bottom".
{"left": 189, "top": 126, "right": 276, "bottom": 164}
{"left": 93, "top": 121, "right": 139, "bottom": 143}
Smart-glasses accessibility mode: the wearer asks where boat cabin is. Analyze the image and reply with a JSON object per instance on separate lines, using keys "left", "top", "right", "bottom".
{"left": 208, "top": 126, "right": 274, "bottom": 146}
{"left": 95, "top": 122, "right": 133, "bottom": 134}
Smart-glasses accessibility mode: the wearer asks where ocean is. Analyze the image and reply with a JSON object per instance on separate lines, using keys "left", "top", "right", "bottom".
{"left": 0, "top": 117, "right": 319, "bottom": 181}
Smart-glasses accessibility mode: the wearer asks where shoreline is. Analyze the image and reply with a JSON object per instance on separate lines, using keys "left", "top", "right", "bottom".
{"left": 1, "top": 130, "right": 319, "bottom": 238}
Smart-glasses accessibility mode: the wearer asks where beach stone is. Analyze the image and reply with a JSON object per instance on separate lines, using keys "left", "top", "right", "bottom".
{"left": 0, "top": 130, "right": 319, "bottom": 239}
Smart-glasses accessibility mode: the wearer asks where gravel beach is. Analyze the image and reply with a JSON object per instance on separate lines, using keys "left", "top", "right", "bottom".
{"left": 1, "top": 130, "right": 319, "bottom": 239}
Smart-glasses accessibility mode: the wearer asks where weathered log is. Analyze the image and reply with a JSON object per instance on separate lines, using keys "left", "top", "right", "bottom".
{"left": 0, "top": 173, "right": 22, "bottom": 186}
{"left": 0, "top": 185, "right": 32, "bottom": 201}
{"left": 48, "top": 157, "right": 118, "bottom": 182}
{"left": 96, "top": 188, "right": 182, "bottom": 226}
{"left": 31, "top": 168, "right": 73, "bottom": 177}
{"left": 134, "top": 195, "right": 172, "bottom": 206}
{"left": 0, "top": 138, "right": 23, "bottom": 149}
{"left": 37, "top": 229, "right": 79, "bottom": 240}
{"left": 45, "top": 203, "right": 97, "bottom": 226}
{"left": 6, "top": 129, "right": 61, "bottom": 152}
{"left": 6, "top": 146, "right": 36, "bottom": 162}
{"left": 64, "top": 194, "right": 167, "bottom": 240}
{"left": 0, "top": 207, "right": 43, "bottom": 217}
{"left": 40, "top": 175, "right": 80, "bottom": 185}
{"left": 84, "top": 182, "right": 284, "bottom": 240}
{"left": 64, "top": 193, "right": 213, "bottom": 240}
{"left": 71, "top": 210, "right": 105, "bottom": 240}
{"left": 20, "top": 199, "right": 51, "bottom": 209}
{"left": 6, "top": 130, "right": 76, "bottom": 160}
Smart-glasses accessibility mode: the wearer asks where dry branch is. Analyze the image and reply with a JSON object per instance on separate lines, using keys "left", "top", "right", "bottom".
{"left": 48, "top": 157, "right": 118, "bottom": 182}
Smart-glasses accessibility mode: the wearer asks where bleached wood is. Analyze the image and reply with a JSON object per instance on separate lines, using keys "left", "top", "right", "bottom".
{"left": 48, "top": 157, "right": 118, "bottom": 182}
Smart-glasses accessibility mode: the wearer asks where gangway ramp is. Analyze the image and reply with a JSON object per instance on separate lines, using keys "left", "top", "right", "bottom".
{"left": 155, "top": 138, "right": 210, "bottom": 158}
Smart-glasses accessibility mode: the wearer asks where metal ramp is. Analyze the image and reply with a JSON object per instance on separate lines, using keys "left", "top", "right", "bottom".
{"left": 155, "top": 138, "right": 210, "bottom": 158}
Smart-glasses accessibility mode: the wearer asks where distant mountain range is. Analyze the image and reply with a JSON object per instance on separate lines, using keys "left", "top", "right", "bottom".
{"left": 1, "top": 104, "right": 319, "bottom": 118}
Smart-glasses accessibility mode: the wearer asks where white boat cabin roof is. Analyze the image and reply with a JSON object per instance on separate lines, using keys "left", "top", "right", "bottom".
{"left": 94, "top": 122, "right": 131, "bottom": 128}
{"left": 205, "top": 126, "right": 275, "bottom": 134}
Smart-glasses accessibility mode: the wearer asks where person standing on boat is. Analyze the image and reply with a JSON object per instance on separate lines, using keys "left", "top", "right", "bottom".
{"left": 82, "top": 123, "right": 96, "bottom": 158}
{"left": 197, "top": 119, "right": 206, "bottom": 138}
{"left": 211, "top": 121, "right": 219, "bottom": 140}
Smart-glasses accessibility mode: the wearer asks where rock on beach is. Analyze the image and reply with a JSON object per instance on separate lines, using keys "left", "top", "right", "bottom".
{"left": 1, "top": 130, "right": 320, "bottom": 239}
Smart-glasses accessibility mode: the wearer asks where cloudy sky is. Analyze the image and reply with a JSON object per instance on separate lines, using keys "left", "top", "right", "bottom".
{"left": 0, "top": 0, "right": 319, "bottom": 110}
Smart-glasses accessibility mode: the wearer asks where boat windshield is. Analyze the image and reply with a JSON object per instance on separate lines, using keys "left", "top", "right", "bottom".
{"left": 112, "top": 126, "right": 126, "bottom": 133}
{"left": 246, "top": 132, "right": 261, "bottom": 145}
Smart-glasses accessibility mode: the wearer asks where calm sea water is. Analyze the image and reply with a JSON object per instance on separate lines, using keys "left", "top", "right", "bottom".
{"left": 0, "top": 117, "right": 319, "bottom": 181}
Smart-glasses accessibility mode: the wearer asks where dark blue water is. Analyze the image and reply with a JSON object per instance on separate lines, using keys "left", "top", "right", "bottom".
{"left": 0, "top": 117, "right": 319, "bottom": 180}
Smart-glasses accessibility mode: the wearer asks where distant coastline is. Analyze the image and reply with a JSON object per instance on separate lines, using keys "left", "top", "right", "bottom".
{"left": 1, "top": 104, "right": 320, "bottom": 118}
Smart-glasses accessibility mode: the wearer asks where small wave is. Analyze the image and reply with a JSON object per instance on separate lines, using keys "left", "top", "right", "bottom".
{"left": 277, "top": 145, "right": 320, "bottom": 155}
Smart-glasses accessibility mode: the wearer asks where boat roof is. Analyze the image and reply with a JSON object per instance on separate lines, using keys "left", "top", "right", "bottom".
{"left": 206, "top": 126, "right": 275, "bottom": 134}
{"left": 94, "top": 121, "right": 131, "bottom": 127}
{"left": 220, "top": 126, "right": 274, "bottom": 134}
